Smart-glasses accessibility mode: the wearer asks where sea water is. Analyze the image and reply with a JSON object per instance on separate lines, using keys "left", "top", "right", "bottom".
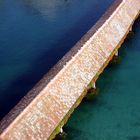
{"left": 0, "top": 0, "right": 114, "bottom": 119}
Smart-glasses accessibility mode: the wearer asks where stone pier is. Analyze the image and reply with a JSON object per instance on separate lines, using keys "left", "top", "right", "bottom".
{"left": 0, "top": 0, "right": 140, "bottom": 139}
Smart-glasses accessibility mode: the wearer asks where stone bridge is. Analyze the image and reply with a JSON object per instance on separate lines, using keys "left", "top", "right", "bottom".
{"left": 0, "top": 0, "right": 140, "bottom": 139}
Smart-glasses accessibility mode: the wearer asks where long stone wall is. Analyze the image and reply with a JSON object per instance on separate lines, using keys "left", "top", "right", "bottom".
{"left": 0, "top": 0, "right": 140, "bottom": 139}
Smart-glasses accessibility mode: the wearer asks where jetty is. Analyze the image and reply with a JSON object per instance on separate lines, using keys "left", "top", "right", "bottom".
{"left": 0, "top": 0, "right": 140, "bottom": 139}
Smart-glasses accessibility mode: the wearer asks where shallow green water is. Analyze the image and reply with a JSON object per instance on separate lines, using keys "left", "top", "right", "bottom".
{"left": 64, "top": 18, "right": 140, "bottom": 140}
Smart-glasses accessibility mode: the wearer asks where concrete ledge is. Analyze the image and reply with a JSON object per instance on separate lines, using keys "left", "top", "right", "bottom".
{"left": 0, "top": 0, "right": 140, "bottom": 139}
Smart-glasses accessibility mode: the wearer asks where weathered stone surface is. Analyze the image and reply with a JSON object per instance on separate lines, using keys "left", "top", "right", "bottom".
{"left": 0, "top": 0, "right": 140, "bottom": 139}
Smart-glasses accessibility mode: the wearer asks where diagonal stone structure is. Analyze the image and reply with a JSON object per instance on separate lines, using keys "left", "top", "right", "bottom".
{"left": 0, "top": 0, "right": 140, "bottom": 139}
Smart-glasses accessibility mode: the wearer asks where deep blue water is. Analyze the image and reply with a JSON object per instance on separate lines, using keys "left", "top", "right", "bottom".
{"left": 0, "top": 0, "right": 114, "bottom": 119}
{"left": 65, "top": 18, "right": 140, "bottom": 140}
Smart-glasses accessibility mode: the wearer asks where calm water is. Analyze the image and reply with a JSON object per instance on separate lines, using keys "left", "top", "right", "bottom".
{"left": 65, "top": 18, "right": 140, "bottom": 140}
{"left": 0, "top": 0, "right": 114, "bottom": 119}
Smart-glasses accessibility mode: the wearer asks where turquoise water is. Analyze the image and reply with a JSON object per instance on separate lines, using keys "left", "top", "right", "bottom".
{"left": 0, "top": 0, "right": 114, "bottom": 119}
{"left": 64, "top": 18, "right": 140, "bottom": 140}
